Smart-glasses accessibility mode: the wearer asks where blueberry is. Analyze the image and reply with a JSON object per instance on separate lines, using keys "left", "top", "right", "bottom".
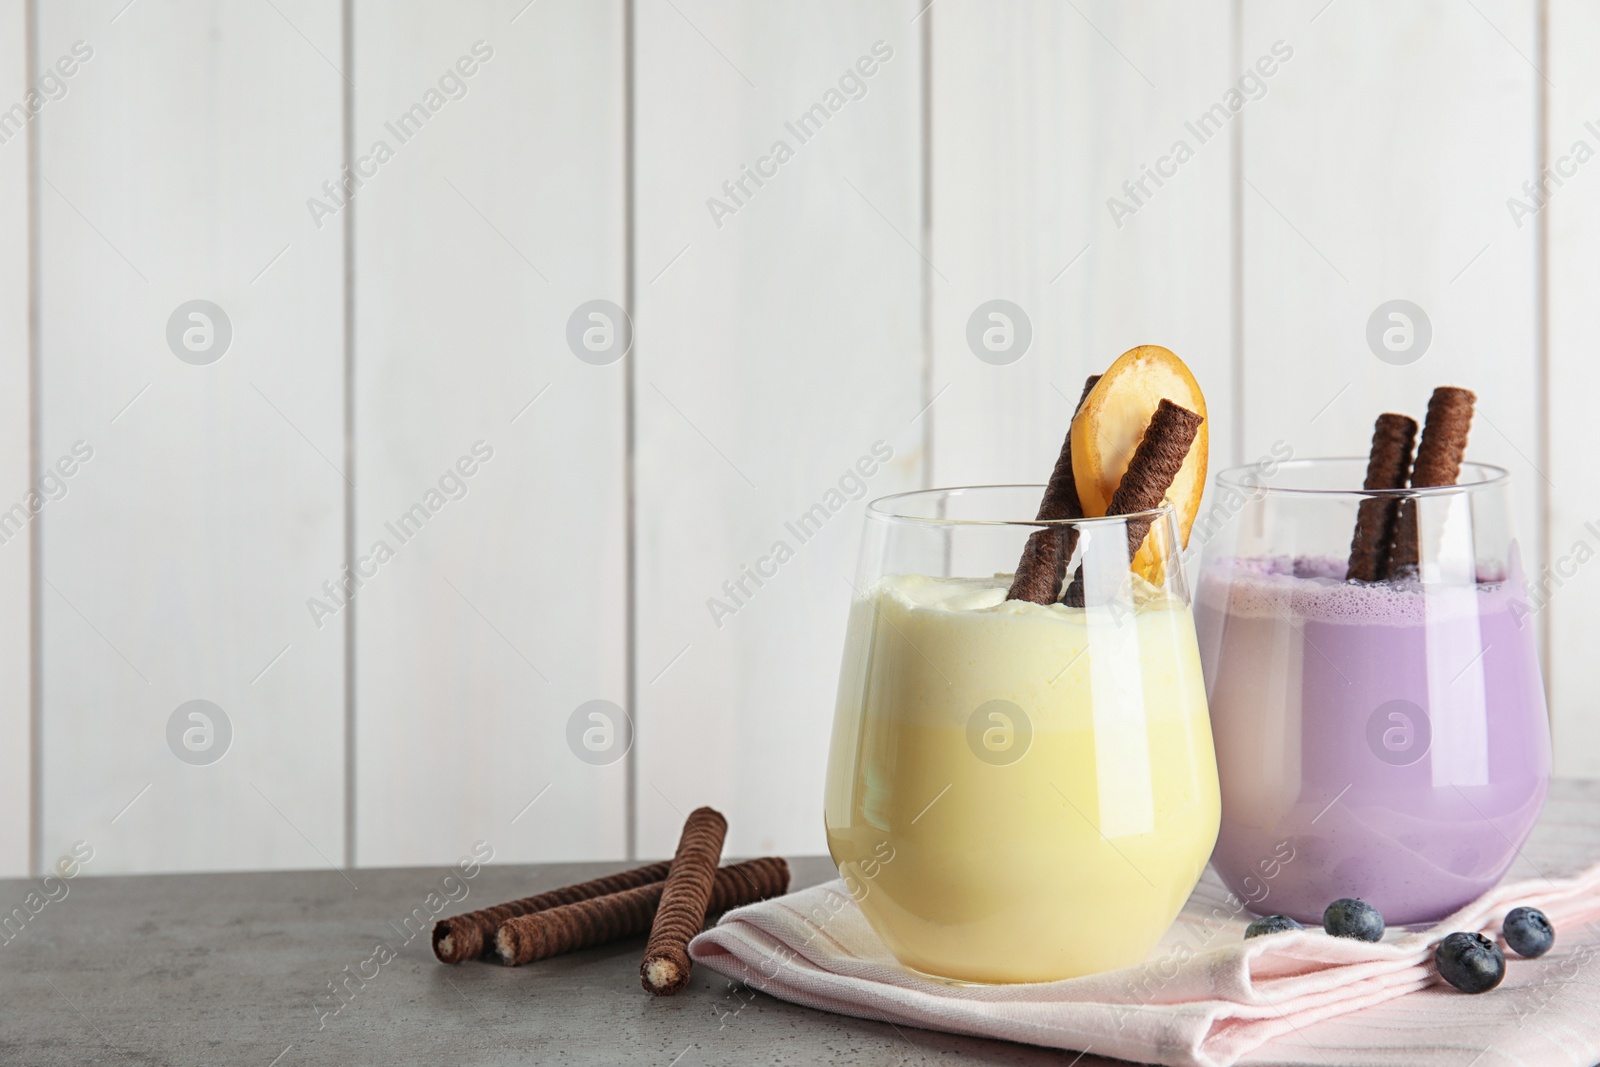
{"left": 1244, "top": 915, "right": 1304, "bottom": 939}
{"left": 1435, "top": 931, "right": 1506, "bottom": 993}
{"left": 1323, "top": 898, "right": 1385, "bottom": 942}
{"left": 1502, "top": 906, "right": 1555, "bottom": 959}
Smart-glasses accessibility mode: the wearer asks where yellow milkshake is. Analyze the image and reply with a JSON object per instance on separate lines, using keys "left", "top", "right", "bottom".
{"left": 824, "top": 572, "right": 1220, "bottom": 983}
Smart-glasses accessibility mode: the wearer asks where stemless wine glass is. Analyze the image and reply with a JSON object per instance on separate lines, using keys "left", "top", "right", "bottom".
{"left": 823, "top": 485, "right": 1220, "bottom": 984}
{"left": 1195, "top": 459, "right": 1551, "bottom": 926}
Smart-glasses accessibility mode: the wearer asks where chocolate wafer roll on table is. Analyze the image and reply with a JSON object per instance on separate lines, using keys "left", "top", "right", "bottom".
{"left": 496, "top": 857, "right": 789, "bottom": 966}
{"left": 432, "top": 860, "right": 672, "bottom": 964}
{"left": 641, "top": 806, "right": 727, "bottom": 996}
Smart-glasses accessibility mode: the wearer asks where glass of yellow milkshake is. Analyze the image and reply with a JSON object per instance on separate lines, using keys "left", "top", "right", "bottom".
{"left": 824, "top": 485, "right": 1220, "bottom": 983}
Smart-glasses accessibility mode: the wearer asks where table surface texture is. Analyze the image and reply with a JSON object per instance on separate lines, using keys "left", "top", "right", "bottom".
{"left": 8, "top": 781, "right": 1599, "bottom": 1066}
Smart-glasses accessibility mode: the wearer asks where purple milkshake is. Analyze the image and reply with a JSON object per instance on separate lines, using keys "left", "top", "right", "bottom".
{"left": 1194, "top": 460, "right": 1551, "bottom": 926}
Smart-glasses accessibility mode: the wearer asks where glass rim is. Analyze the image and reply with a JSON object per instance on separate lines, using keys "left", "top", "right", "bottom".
{"left": 1215, "top": 457, "right": 1510, "bottom": 498}
{"left": 864, "top": 484, "right": 1174, "bottom": 529}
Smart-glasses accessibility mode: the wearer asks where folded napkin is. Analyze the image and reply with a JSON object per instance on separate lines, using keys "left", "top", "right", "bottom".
{"left": 690, "top": 795, "right": 1600, "bottom": 1066}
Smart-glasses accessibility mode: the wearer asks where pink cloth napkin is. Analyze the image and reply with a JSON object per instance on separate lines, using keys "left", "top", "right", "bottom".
{"left": 690, "top": 791, "right": 1600, "bottom": 1066}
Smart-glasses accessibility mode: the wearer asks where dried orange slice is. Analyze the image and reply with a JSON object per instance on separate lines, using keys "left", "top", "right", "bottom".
{"left": 1070, "top": 345, "right": 1208, "bottom": 574}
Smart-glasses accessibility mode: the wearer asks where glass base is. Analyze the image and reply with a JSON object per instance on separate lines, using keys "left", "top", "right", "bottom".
{"left": 898, "top": 960, "right": 1092, "bottom": 986}
{"left": 900, "top": 963, "right": 995, "bottom": 987}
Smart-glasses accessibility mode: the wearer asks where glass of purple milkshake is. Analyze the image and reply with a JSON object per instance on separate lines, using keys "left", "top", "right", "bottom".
{"left": 1194, "top": 458, "right": 1550, "bottom": 926}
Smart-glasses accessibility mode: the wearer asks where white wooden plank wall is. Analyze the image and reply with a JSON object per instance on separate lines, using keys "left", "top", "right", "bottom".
{"left": 929, "top": 0, "right": 1237, "bottom": 515}
{"left": 1547, "top": 0, "right": 1599, "bottom": 778}
{"left": 0, "top": 1, "right": 1587, "bottom": 877}
{"left": 36, "top": 0, "right": 346, "bottom": 875}
{"left": 351, "top": 0, "right": 627, "bottom": 866}
{"left": 1238, "top": 0, "right": 1543, "bottom": 607}
{"left": 633, "top": 0, "right": 925, "bottom": 859}
{"left": 0, "top": 0, "right": 29, "bottom": 877}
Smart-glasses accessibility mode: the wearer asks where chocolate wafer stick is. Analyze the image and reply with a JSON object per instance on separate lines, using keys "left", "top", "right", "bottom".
{"left": 641, "top": 806, "right": 727, "bottom": 996}
{"left": 1105, "top": 399, "right": 1204, "bottom": 560}
{"left": 1389, "top": 387, "right": 1475, "bottom": 574}
{"left": 496, "top": 857, "right": 789, "bottom": 966}
{"left": 1346, "top": 413, "right": 1418, "bottom": 582}
{"left": 1062, "top": 399, "right": 1201, "bottom": 605}
{"left": 432, "top": 860, "right": 673, "bottom": 964}
{"left": 1007, "top": 374, "right": 1101, "bottom": 605}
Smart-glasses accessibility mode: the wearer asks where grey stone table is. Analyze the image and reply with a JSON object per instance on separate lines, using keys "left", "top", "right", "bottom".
{"left": 11, "top": 779, "right": 1599, "bottom": 1067}
{"left": 1, "top": 853, "right": 1126, "bottom": 1066}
